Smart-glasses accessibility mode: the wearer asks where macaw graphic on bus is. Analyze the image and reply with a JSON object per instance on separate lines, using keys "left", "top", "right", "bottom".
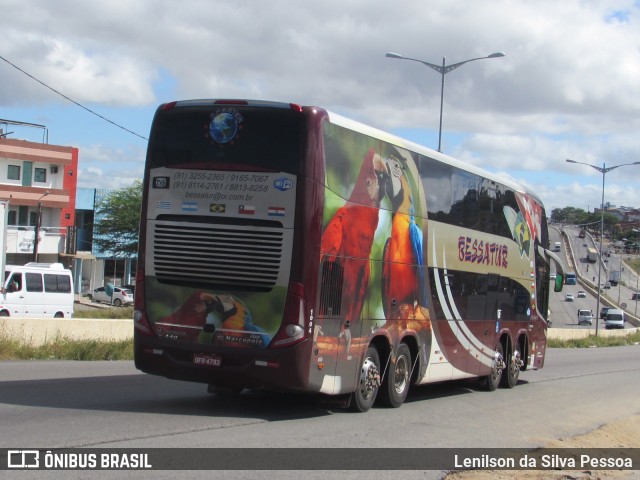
{"left": 157, "top": 290, "right": 270, "bottom": 348}
{"left": 319, "top": 148, "right": 388, "bottom": 356}
{"left": 320, "top": 147, "right": 388, "bottom": 322}
{"left": 381, "top": 155, "right": 428, "bottom": 320}
{"left": 156, "top": 290, "right": 211, "bottom": 329}
{"left": 198, "top": 293, "right": 270, "bottom": 347}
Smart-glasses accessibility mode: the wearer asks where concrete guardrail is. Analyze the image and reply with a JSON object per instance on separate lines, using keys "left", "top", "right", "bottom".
{"left": 0, "top": 318, "right": 133, "bottom": 346}
{"left": 1, "top": 318, "right": 638, "bottom": 346}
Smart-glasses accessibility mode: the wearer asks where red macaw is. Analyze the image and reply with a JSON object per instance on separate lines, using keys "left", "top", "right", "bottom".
{"left": 159, "top": 290, "right": 210, "bottom": 328}
{"left": 382, "top": 156, "right": 426, "bottom": 319}
{"left": 320, "top": 148, "right": 388, "bottom": 324}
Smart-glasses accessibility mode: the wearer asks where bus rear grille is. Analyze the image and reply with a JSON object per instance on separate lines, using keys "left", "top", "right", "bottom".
{"left": 152, "top": 220, "right": 285, "bottom": 290}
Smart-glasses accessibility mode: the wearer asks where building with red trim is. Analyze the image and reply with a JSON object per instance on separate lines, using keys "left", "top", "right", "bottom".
{"left": 0, "top": 136, "right": 78, "bottom": 266}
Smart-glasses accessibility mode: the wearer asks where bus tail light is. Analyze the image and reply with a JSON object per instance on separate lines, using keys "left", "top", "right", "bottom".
{"left": 270, "top": 282, "right": 307, "bottom": 348}
{"left": 132, "top": 275, "right": 153, "bottom": 336}
{"left": 133, "top": 309, "right": 153, "bottom": 335}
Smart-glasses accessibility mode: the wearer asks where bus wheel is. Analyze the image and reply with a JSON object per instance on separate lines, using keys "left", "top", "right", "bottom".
{"left": 484, "top": 343, "right": 504, "bottom": 392}
{"left": 379, "top": 343, "right": 411, "bottom": 408}
{"left": 350, "top": 346, "right": 381, "bottom": 412}
{"left": 500, "top": 348, "right": 521, "bottom": 389}
{"left": 54, "top": 312, "right": 64, "bottom": 318}
{"left": 0, "top": 310, "right": 9, "bottom": 317}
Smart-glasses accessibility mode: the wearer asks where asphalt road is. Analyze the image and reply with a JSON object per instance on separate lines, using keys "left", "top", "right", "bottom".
{"left": 1, "top": 345, "right": 639, "bottom": 479}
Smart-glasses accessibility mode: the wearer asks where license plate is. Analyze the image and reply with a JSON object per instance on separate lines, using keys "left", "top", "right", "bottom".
{"left": 193, "top": 353, "right": 222, "bottom": 367}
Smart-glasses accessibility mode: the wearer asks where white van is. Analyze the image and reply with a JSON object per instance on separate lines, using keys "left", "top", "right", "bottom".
{"left": 1, "top": 263, "right": 74, "bottom": 318}
{"left": 604, "top": 308, "right": 625, "bottom": 329}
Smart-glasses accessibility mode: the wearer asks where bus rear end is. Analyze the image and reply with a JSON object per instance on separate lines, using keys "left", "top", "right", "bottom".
{"left": 134, "top": 100, "right": 321, "bottom": 392}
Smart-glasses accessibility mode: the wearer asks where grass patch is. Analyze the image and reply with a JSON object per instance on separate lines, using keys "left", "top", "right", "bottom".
{"left": 626, "top": 257, "right": 640, "bottom": 275}
{"left": 0, "top": 336, "right": 133, "bottom": 361}
{"left": 74, "top": 306, "right": 133, "bottom": 319}
{"left": 0, "top": 305, "right": 135, "bottom": 360}
{"left": 548, "top": 329, "right": 640, "bottom": 348}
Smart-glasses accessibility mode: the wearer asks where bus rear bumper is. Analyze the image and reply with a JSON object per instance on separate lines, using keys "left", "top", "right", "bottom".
{"left": 134, "top": 335, "right": 311, "bottom": 392}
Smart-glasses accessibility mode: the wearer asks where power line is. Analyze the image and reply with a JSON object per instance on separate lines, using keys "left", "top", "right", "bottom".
{"left": 0, "top": 54, "right": 148, "bottom": 141}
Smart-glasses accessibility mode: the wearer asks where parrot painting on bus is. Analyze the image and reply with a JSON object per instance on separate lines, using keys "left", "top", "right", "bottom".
{"left": 320, "top": 148, "right": 388, "bottom": 334}
{"left": 157, "top": 290, "right": 270, "bottom": 347}
{"left": 381, "top": 155, "right": 427, "bottom": 319}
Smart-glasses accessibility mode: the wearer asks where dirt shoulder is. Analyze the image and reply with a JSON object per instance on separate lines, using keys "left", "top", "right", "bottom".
{"left": 445, "top": 414, "right": 640, "bottom": 479}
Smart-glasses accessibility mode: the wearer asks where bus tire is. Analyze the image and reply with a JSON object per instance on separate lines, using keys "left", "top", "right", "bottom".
{"left": 350, "top": 346, "right": 381, "bottom": 412}
{"left": 54, "top": 312, "right": 64, "bottom": 318}
{"left": 500, "top": 347, "right": 520, "bottom": 389}
{"left": 483, "top": 343, "right": 504, "bottom": 392}
{"left": 379, "top": 343, "right": 411, "bottom": 408}
{"left": 0, "top": 310, "right": 9, "bottom": 317}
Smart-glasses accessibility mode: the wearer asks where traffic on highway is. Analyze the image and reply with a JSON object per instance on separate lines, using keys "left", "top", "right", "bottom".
{"left": 549, "top": 225, "right": 639, "bottom": 330}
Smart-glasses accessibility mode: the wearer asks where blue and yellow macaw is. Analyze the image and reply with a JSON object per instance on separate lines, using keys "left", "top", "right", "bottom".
{"left": 199, "top": 293, "right": 269, "bottom": 346}
{"left": 382, "top": 156, "right": 426, "bottom": 319}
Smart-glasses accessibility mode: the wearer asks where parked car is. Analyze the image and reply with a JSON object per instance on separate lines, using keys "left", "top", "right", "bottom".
{"left": 599, "top": 306, "right": 612, "bottom": 319}
{"left": 122, "top": 284, "right": 136, "bottom": 296}
{"left": 604, "top": 308, "right": 625, "bottom": 329}
{"left": 577, "top": 291, "right": 586, "bottom": 298}
{"left": 577, "top": 309, "right": 593, "bottom": 325}
{"left": 87, "top": 286, "right": 134, "bottom": 307}
{"left": 565, "top": 293, "right": 574, "bottom": 302}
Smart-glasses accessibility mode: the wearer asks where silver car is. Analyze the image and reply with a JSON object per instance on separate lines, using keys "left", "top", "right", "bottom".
{"left": 577, "top": 309, "right": 593, "bottom": 326}
{"left": 604, "top": 309, "right": 625, "bottom": 329}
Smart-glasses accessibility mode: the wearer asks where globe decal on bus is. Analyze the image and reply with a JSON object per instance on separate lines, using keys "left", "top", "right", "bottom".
{"left": 209, "top": 113, "right": 238, "bottom": 144}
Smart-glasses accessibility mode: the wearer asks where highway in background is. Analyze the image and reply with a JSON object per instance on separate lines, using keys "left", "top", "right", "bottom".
{"left": 549, "top": 225, "right": 639, "bottom": 330}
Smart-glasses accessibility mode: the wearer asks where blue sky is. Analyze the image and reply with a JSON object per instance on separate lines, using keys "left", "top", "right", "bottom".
{"left": 2, "top": 0, "right": 640, "bottom": 214}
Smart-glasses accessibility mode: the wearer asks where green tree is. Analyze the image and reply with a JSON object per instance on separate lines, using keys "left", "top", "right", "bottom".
{"left": 551, "top": 206, "right": 589, "bottom": 224}
{"left": 93, "top": 181, "right": 142, "bottom": 257}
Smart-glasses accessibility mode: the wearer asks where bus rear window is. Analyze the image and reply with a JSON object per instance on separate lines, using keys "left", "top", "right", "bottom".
{"left": 147, "top": 104, "right": 303, "bottom": 174}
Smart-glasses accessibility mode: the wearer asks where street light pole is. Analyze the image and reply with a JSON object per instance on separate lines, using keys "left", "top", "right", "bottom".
{"left": 566, "top": 159, "right": 640, "bottom": 336}
{"left": 32, "top": 190, "right": 50, "bottom": 262}
{"left": 385, "top": 51, "right": 505, "bottom": 152}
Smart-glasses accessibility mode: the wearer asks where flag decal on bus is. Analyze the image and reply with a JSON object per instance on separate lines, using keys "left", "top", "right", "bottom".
{"left": 210, "top": 203, "right": 226, "bottom": 213}
{"left": 181, "top": 201, "right": 198, "bottom": 212}
{"left": 239, "top": 205, "right": 255, "bottom": 214}
{"left": 268, "top": 206, "right": 286, "bottom": 216}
